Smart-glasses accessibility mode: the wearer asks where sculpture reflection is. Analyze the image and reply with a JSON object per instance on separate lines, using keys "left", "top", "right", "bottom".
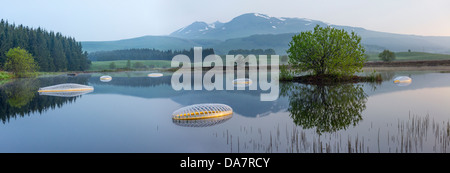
{"left": 38, "top": 90, "right": 93, "bottom": 97}
{"left": 0, "top": 75, "right": 90, "bottom": 123}
{"left": 280, "top": 83, "right": 367, "bottom": 134}
{"left": 172, "top": 114, "right": 232, "bottom": 127}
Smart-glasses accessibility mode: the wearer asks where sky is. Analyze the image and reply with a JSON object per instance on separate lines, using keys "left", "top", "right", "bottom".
{"left": 0, "top": 0, "right": 449, "bottom": 41}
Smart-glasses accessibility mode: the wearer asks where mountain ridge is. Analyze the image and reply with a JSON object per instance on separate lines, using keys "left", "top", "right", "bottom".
{"left": 81, "top": 13, "right": 450, "bottom": 55}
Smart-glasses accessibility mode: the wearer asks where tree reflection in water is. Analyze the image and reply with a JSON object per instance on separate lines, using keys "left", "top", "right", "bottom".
{"left": 280, "top": 82, "right": 368, "bottom": 134}
{"left": 4, "top": 79, "right": 39, "bottom": 108}
{"left": 0, "top": 75, "right": 90, "bottom": 123}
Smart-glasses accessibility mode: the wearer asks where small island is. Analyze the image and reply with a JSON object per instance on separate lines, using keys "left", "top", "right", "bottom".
{"left": 280, "top": 25, "right": 382, "bottom": 84}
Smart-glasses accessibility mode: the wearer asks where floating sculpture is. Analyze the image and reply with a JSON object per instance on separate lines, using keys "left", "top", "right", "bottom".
{"left": 38, "top": 83, "right": 94, "bottom": 97}
{"left": 172, "top": 103, "right": 233, "bottom": 120}
{"left": 148, "top": 73, "right": 163, "bottom": 77}
{"left": 100, "top": 75, "right": 112, "bottom": 82}
{"left": 393, "top": 76, "right": 412, "bottom": 86}
{"left": 38, "top": 90, "right": 93, "bottom": 97}
{"left": 38, "top": 83, "right": 94, "bottom": 93}
{"left": 232, "top": 78, "right": 252, "bottom": 87}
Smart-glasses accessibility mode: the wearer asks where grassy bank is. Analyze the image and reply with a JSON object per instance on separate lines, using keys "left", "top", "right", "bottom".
{"left": 280, "top": 73, "right": 382, "bottom": 85}
{"left": 0, "top": 71, "right": 14, "bottom": 80}
{"left": 367, "top": 52, "right": 450, "bottom": 61}
{"left": 88, "top": 60, "right": 173, "bottom": 71}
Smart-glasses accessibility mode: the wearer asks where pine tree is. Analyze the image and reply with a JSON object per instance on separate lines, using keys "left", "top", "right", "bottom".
{"left": 0, "top": 19, "right": 90, "bottom": 72}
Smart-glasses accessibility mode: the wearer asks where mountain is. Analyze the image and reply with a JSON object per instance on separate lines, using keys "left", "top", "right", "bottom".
{"left": 170, "top": 13, "right": 327, "bottom": 40}
{"left": 82, "top": 13, "right": 450, "bottom": 55}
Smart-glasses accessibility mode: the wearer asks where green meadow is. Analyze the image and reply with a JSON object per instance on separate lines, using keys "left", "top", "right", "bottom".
{"left": 367, "top": 52, "right": 450, "bottom": 61}
{"left": 88, "top": 60, "right": 173, "bottom": 71}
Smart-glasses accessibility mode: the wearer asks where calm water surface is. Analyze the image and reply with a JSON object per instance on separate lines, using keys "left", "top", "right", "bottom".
{"left": 1, "top": 71, "right": 450, "bottom": 153}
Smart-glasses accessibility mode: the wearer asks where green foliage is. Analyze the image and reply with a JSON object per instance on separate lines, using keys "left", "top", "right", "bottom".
{"left": 0, "top": 19, "right": 90, "bottom": 72}
{"left": 279, "top": 65, "right": 293, "bottom": 81}
{"left": 378, "top": 50, "right": 396, "bottom": 62}
{"left": 88, "top": 48, "right": 215, "bottom": 61}
{"left": 5, "top": 79, "right": 38, "bottom": 108}
{"left": 4, "top": 47, "right": 38, "bottom": 78}
{"left": 280, "top": 83, "right": 367, "bottom": 134}
{"left": 88, "top": 60, "right": 172, "bottom": 71}
{"left": 0, "top": 76, "right": 88, "bottom": 122}
{"left": 126, "top": 60, "right": 131, "bottom": 69}
{"left": 365, "top": 51, "right": 450, "bottom": 61}
{"left": 109, "top": 62, "right": 116, "bottom": 69}
{"left": 287, "top": 25, "right": 366, "bottom": 77}
{"left": 133, "top": 61, "right": 147, "bottom": 69}
{"left": 0, "top": 71, "right": 13, "bottom": 80}
{"left": 367, "top": 70, "right": 382, "bottom": 82}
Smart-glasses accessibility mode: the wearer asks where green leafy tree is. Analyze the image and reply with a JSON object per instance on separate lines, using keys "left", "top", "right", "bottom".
{"left": 109, "top": 62, "right": 116, "bottom": 69}
{"left": 4, "top": 47, "right": 39, "bottom": 77}
{"left": 279, "top": 65, "right": 293, "bottom": 81}
{"left": 287, "top": 25, "right": 366, "bottom": 77}
{"left": 378, "top": 50, "right": 396, "bottom": 62}
{"left": 133, "top": 61, "right": 147, "bottom": 69}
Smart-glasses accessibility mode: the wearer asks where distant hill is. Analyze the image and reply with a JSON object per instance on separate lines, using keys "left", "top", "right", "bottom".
{"left": 82, "top": 36, "right": 221, "bottom": 53}
{"left": 82, "top": 13, "right": 450, "bottom": 55}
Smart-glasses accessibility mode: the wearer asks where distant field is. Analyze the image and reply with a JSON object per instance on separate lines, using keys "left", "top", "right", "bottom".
{"left": 88, "top": 52, "right": 450, "bottom": 71}
{"left": 88, "top": 60, "right": 173, "bottom": 71}
{"left": 367, "top": 52, "right": 450, "bottom": 61}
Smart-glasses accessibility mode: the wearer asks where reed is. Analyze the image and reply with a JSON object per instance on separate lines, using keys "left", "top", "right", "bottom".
{"left": 213, "top": 112, "right": 450, "bottom": 153}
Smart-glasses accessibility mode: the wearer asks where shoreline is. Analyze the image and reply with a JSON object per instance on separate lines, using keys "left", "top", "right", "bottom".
{"left": 362, "top": 66, "right": 450, "bottom": 71}
{"left": 363, "top": 59, "right": 450, "bottom": 71}
{"left": 2, "top": 59, "right": 450, "bottom": 80}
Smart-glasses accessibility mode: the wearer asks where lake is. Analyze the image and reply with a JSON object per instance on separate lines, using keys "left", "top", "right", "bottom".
{"left": 1, "top": 70, "right": 450, "bottom": 153}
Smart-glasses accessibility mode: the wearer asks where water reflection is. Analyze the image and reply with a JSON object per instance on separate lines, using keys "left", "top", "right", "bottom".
{"left": 172, "top": 114, "right": 233, "bottom": 127}
{"left": 280, "top": 82, "right": 367, "bottom": 134}
{"left": 0, "top": 75, "right": 90, "bottom": 123}
{"left": 2, "top": 71, "right": 450, "bottom": 152}
{"left": 89, "top": 73, "right": 288, "bottom": 118}
{"left": 38, "top": 90, "right": 94, "bottom": 97}
{"left": 4, "top": 79, "right": 39, "bottom": 108}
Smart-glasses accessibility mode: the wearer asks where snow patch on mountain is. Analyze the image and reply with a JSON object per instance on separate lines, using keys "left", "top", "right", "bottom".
{"left": 254, "top": 13, "right": 271, "bottom": 20}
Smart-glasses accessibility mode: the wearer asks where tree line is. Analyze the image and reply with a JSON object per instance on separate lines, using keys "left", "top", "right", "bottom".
{"left": 228, "top": 48, "right": 276, "bottom": 55}
{"left": 88, "top": 48, "right": 215, "bottom": 61}
{"left": 0, "top": 19, "right": 90, "bottom": 72}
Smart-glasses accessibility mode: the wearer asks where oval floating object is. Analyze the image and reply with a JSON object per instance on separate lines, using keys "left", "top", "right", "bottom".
{"left": 233, "top": 78, "right": 252, "bottom": 87}
{"left": 100, "top": 75, "right": 112, "bottom": 82}
{"left": 148, "top": 73, "right": 163, "bottom": 77}
{"left": 39, "top": 90, "right": 93, "bottom": 97}
{"left": 172, "top": 103, "right": 233, "bottom": 120}
{"left": 38, "top": 83, "right": 94, "bottom": 93}
{"left": 393, "top": 76, "right": 412, "bottom": 86}
{"left": 172, "top": 115, "right": 232, "bottom": 127}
